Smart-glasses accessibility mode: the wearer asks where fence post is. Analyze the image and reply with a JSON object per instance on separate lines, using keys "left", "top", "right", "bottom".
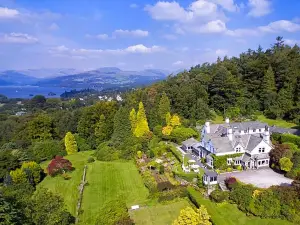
{"left": 75, "top": 165, "right": 87, "bottom": 224}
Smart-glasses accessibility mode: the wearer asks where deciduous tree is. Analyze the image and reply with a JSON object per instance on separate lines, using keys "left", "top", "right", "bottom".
{"left": 134, "top": 102, "right": 150, "bottom": 137}
{"left": 280, "top": 157, "right": 293, "bottom": 172}
{"left": 64, "top": 132, "right": 78, "bottom": 155}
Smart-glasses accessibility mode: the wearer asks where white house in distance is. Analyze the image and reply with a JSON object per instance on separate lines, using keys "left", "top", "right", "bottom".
{"left": 182, "top": 118, "right": 273, "bottom": 170}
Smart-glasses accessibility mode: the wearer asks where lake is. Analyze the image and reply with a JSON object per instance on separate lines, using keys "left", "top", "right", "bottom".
{"left": 0, "top": 86, "right": 73, "bottom": 98}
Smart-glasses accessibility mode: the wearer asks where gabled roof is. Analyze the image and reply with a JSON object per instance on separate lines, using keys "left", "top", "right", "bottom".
{"left": 246, "top": 134, "right": 263, "bottom": 152}
{"left": 182, "top": 138, "right": 198, "bottom": 146}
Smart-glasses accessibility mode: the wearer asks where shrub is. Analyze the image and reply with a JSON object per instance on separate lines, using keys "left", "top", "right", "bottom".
{"left": 95, "top": 200, "right": 132, "bottom": 225}
{"left": 187, "top": 186, "right": 203, "bottom": 208}
{"left": 168, "top": 127, "right": 199, "bottom": 144}
{"left": 94, "top": 142, "right": 119, "bottom": 161}
{"left": 158, "top": 187, "right": 187, "bottom": 202}
{"left": 167, "top": 146, "right": 182, "bottom": 163}
{"left": 225, "top": 177, "right": 237, "bottom": 190}
{"left": 87, "top": 157, "right": 95, "bottom": 163}
{"left": 283, "top": 142, "right": 299, "bottom": 154}
{"left": 142, "top": 171, "right": 157, "bottom": 194}
{"left": 159, "top": 165, "right": 165, "bottom": 174}
{"left": 229, "top": 184, "right": 255, "bottom": 212}
{"left": 47, "top": 156, "right": 73, "bottom": 177}
{"left": 281, "top": 134, "right": 300, "bottom": 148}
{"left": 236, "top": 165, "right": 242, "bottom": 171}
{"left": 21, "top": 161, "right": 43, "bottom": 185}
{"left": 210, "top": 189, "right": 229, "bottom": 203}
{"left": 227, "top": 167, "right": 233, "bottom": 172}
{"left": 157, "top": 181, "right": 174, "bottom": 192}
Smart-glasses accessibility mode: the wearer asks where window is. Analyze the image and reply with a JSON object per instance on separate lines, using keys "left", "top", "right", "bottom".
{"left": 266, "top": 160, "right": 269, "bottom": 164}
{"left": 262, "top": 147, "right": 265, "bottom": 153}
{"left": 244, "top": 129, "right": 247, "bottom": 133}
{"left": 236, "top": 147, "right": 241, "bottom": 152}
{"left": 227, "top": 158, "right": 233, "bottom": 165}
{"left": 258, "top": 161, "right": 261, "bottom": 165}
{"left": 259, "top": 129, "right": 261, "bottom": 132}
{"left": 259, "top": 148, "right": 262, "bottom": 153}
{"left": 262, "top": 160, "right": 265, "bottom": 164}
{"left": 253, "top": 129, "right": 256, "bottom": 132}
{"left": 235, "top": 160, "right": 241, "bottom": 165}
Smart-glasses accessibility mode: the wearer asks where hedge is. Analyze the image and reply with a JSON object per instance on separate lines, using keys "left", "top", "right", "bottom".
{"left": 280, "top": 134, "right": 300, "bottom": 148}
{"left": 187, "top": 186, "right": 202, "bottom": 208}
{"left": 168, "top": 145, "right": 183, "bottom": 163}
{"left": 158, "top": 187, "right": 187, "bottom": 202}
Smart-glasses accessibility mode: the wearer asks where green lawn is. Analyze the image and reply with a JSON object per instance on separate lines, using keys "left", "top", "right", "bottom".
{"left": 38, "top": 151, "right": 149, "bottom": 225}
{"left": 130, "top": 200, "right": 190, "bottom": 225}
{"left": 257, "top": 115, "right": 298, "bottom": 129}
{"left": 190, "top": 190, "right": 293, "bottom": 225}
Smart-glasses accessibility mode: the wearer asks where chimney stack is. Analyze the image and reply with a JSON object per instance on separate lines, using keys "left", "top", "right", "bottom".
{"left": 205, "top": 121, "right": 210, "bottom": 134}
{"left": 228, "top": 128, "right": 233, "bottom": 141}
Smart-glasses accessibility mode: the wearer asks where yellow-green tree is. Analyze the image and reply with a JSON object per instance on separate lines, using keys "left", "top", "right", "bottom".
{"left": 172, "top": 206, "right": 211, "bottom": 225}
{"left": 130, "top": 108, "right": 137, "bottom": 132}
{"left": 64, "top": 132, "right": 78, "bottom": 155}
{"left": 21, "top": 161, "right": 42, "bottom": 184}
{"left": 171, "top": 114, "right": 181, "bottom": 127}
{"left": 162, "top": 125, "right": 173, "bottom": 136}
{"left": 134, "top": 102, "right": 150, "bottom": 137}
{"left": 10, "top": 168, "right": 27, "bottom": 184}
{"left": 166, "top": 112, "right": 171, "bottom": 126}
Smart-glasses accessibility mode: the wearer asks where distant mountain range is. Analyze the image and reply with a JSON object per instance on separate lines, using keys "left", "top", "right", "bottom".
{"left": 0, "top": 67, "right": 182, "bottom": 89}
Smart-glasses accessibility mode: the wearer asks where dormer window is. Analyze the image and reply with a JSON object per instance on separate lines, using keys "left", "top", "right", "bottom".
{"left": 259, "top": 129, "right": 261, "bottom": 132}
{"left": 253, "top": 129, "right": 256, "bottom": 132}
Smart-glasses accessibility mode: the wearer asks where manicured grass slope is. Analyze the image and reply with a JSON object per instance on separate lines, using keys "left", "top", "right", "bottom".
{"left": 130, "top": 200, "right": 190, "bottom": 225}
{"left": 190, "top": 189, "right": 292, "bottom": 225}
{"left": 257, "top": 115, "right": 298, "bottom": 129}
{"left": 38, "top": 151, "right": 149, "bottom": 225}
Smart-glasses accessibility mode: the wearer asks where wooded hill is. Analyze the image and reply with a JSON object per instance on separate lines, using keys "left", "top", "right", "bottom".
{"left": 125, "top": 37, "right": 300, "bottom": 127}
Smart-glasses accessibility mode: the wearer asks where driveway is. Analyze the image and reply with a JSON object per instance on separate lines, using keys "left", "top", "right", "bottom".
{"left": 218, "top": 168, "right": 294, "bottom": 188}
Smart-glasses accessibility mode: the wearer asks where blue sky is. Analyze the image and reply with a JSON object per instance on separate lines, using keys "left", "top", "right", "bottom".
{"left": 0, "top": 0, "right": 300, "bottom": 71}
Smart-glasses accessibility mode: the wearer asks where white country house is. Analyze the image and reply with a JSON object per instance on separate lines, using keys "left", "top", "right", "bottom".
{"left": 182, "top": 118, "right": 273, "bottom": 170}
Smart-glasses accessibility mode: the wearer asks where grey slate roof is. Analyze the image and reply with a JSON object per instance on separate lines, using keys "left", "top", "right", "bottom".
{"left": 241, "top": 153, "right": 251, "bottom": 162}
{"left": 204, "top": 169, "right": 218, "bottom": 177}
{"left": 182, "top": 138, "right": 198, "bottom": 146}
{"left": 209, "top": 136, "right": 233, "bottom": 153}
{"left": 229, "top": 121, "right": 268, "bottom": 131}
{"left": 270, "top": 126, "right": 300, "bottom": 136}
{"left": 246, "top": 134, "right": 263, "bottom": 152}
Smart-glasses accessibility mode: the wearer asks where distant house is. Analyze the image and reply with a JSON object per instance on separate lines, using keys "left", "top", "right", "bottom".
{"left": 203, "top": 169, "right": 218, "bottom": 185}
{"left": 15, "top": 111, "right": 26, "bottom": 116}
{"left": 182, "top": 118, "right": 273, "bottom": 170}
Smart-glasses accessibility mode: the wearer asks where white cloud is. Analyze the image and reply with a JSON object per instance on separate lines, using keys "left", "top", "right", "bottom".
{"left": 210, "top": 0, "right": 238, "bottom": 12}
{"left": 259, "top": 20, "right": 300, "bottom": 33}
{"left": 125, "top": 44, "right": 163, "bottom": 53}
{"left": 172, "top": 60, "right": 184, "bottom": 66}
{"left": 248, "top": 0, "right": 271, "bottom": 17}
{"left": 145, "top": 1, "right": 229, "bottom": 34}
{"left": 130, "top": 3, "right": 138, "bottom": 8}
{"left": 196, "top": 20, "right": 227, "bottom": 33}
{"left": 0, "top": 7, "right": 19, "bottom": 19}
{"left": 285, "top": 39, "right": 300, "bottom": 46}
{"left": 113, "top": 29, "right": 149, "bottom": 37}
{"left": 0, "top": 33, "right": 38, "bottom": 44}
{"left": 162, "top": 34, "right": 177, "bottom": 40}
{"left": 226, "top": 28, "right": 259, "bottom": 37}
{"left": 215, "top": 49, "right": 228, "bottom": 56}
{"left": 85, "top": 33, "right": 109, "bottom": 40}
{"left": 49, "top": 44, "right": 165, "bottom": 57}
{"left": 49, "top": 22, "right": 59, "bottom": 30}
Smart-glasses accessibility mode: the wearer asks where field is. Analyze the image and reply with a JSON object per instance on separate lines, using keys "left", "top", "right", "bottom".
{"left": 189, "top": 189, "right": 293, "bottom": 225}
{"left": 130, "top": 200, "right": 190, "bottom": 225}
{"left": 257, "top": 115, "right": 298, "bottom": 129}
{"left": 38, "top": 151, "right": 149, "bottom": 225}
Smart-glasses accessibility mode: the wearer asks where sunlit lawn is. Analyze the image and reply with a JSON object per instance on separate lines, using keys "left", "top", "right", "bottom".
{"left": 257, "top": 115, "right": 298, "bottom": 129}
{"left": 130, "top": 200, "right": 190, "bottom": 225}
{"left": 38, "top": 151, "right": 149, "bottom": 225}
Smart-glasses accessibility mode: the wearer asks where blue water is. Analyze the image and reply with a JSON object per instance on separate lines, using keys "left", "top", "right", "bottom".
{"left": 0, "top": 86, "right": 73, "bottom": 98}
